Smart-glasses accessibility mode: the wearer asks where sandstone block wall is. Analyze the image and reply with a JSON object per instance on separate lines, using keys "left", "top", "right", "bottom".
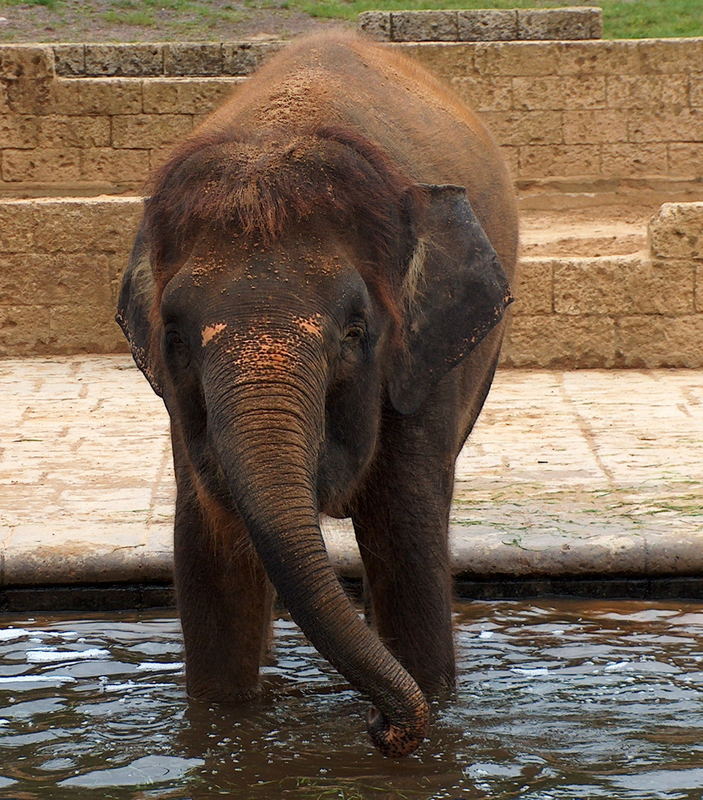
{"left": 358, "top": 8, "right": 602, "bottom": 42}
{"left": 1, "top": 198, "right": 701, "bottom": 366}
{"left": 0, "top": 38, "right": 702, "bottom": 195}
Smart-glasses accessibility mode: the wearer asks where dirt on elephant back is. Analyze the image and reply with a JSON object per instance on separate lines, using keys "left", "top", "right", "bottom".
{"left": 0, "top": 0, "right": 345, "bottom": 43}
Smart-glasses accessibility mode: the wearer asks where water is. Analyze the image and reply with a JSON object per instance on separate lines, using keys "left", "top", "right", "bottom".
{"left": 1, "top": 599, "right": 703, "bottom": 799}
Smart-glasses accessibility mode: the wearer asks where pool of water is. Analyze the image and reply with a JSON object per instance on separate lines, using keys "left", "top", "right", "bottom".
{"left": 2, "top": 599, "right": 703, "bottom": 799}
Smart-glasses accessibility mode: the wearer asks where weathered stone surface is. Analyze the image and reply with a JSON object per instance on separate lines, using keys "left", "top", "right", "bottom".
{"left": 629, "top": 108, "right": 703, "bottom": 143}
{"left": 75, "top": 78, "right": 143, "bottom": 115}
{"left": 457, "top": 9, "right": 517, "bottom": 42}
{"left": 696, "top": 264, "right": 703, "bottom": 313}
{"left": 649, "top": 202, "right": 703, "bottom": 259}
{"left": 555, "top": 41, "right": 642, "bottom": 76}
{"left": 0, "top": 114, "right": 38, "bottom": 148}
{"left": 80, "top": 148, "right": 150, "bottom": 184}
{"left": 518, "top": 144, "right": 601, "bottom": 178}
{"left": 512, "top": 75, "right": 606, "bottom": 110}
{"left": 0, "top": 305, "right": 51, "bottom": 354}
{"left": 52, "top": 44, "right": 85, "bottom": 77}
{"left": 0, "top": 253, "right": 112, "bottom": 307}
{"left": 601, "top": 143, "right": 667, "bottom": 177}
{"left": 2, "top": 147, "right": 82, "bottom": 182}
{"left": 37, "top": 115, "right": 111, "bottom": 148}
{"left": 474, "top": 41, "right": 559, "bottom": 77}
{"left": 0, "top": 45, "right": 54, "bottom": 113}
{"left": 616, "top": 315, "right": 703, "bottom": 367}
{"left": 163, "top": 43, "right": 223, "bottom": 76}
{"left": 512, "top": 258, "right": 552, "bottom": 315}
{"left": 111, "top": 113, "right": 193, "bottom": 149}
{"left": 0, "top": 203, "right": 35, "bottom": 251}
{"left": 504, "top": 315, "right": 616, "bottom": 367}
{"left": 450, "top": 76, "right": 512, "bottom": 111}
{"left": 222, "top": 42, "right": 283, "bottom": 75}
{"left": 49, "top": 303, "right": 125, "bottom": 353}
{"left": 391, "top": 10, "right": 458, "bottom": 42}
{"left": 637, "top": 38, "right": 703, "bottom": 75}
{"left": 142, "top": 77, "right": 242, "bottom": 114}
{"left": 692, "top": 74, "right": 703, "bottom": 107}
{"left": 84, "top": 44, "right": 163, "bottom": 77}
{"left": 357, "top": 11, "right": 391, "bottom": 41}
{"left": 553, "top": 255, "right": 695, "bottom": 315}
{"left": 517, "top": 8, "right": 602, "bottom": 40}
{"left": 394, "top": 43, "right": 477, "bottom": 78}
{"left": 606, "top": 74, "right": 688, "bottom": 109}
{"left": 668, "top": 143, "right": 703, "bottom": 178}
{"left": 480, "top": 110, "right": 562, "bottom": 146}
{"left": 563, "top": 110, "right": 628, "bottom": 144}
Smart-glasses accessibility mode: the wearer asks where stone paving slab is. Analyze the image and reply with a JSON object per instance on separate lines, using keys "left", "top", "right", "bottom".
{"left": 1, "top": 356, "right": 701, "bottom": 586}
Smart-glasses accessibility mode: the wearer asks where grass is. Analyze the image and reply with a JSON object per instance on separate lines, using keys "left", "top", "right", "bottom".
{"left": 288, "top": 0, "right": 703, "bottom": 39}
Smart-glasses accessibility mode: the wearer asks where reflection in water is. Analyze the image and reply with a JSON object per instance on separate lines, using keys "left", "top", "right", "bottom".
{"left": 1, "top": 600, "right": 703, "bottom": 799}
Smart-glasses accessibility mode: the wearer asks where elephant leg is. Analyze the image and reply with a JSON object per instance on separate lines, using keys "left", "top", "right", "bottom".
{"left": 174, "top": 473, "right": 273, "bottom": 703}
{"left": 352, "top": 433, "right": 456, "bottom": 695}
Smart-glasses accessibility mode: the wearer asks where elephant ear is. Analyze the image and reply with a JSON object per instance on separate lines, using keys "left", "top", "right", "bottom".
{"left": 387, "top": 184, "right": 513, "bottom": 415}
{"left": 115, "top": 221, "right": 164, "bottom": 397}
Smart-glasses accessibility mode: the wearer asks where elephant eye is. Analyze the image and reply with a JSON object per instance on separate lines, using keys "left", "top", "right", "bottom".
{"left": 164, "top": 325, "right": 191, "bottom": 368}
{"left": 343, "top": 322, "right": 366, "bottom": 343}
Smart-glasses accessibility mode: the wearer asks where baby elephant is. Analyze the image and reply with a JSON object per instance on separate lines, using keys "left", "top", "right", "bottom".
{"left": 117, "top": 31, "right": 517, "bottom": 757}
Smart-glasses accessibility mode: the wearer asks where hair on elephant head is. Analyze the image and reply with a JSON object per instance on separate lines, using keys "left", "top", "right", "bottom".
{"left": 117, "top": 31, "right": 517, "bottom": 758}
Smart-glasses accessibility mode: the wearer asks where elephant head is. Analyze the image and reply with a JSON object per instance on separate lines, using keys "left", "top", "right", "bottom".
{"left": 117, "top": 126, "right": 511, "bottom": 757}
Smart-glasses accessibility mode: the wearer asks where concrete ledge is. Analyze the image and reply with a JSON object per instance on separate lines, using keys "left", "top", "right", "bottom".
{"left": 1, "top": 359, "right": 701, "bottom": 595}
{"left": 359, "top": 8, "right": 602, "bottom": 42}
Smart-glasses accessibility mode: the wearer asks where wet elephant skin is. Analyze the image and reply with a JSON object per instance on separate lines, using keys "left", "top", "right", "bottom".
{"left": 116, "top": 31, "right": 518, "bottom": 757}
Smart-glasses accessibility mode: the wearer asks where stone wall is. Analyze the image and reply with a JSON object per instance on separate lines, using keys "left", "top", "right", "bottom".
{"left": 1, "top": 197, "right": 701, "bottom": 366}
{"left": 0, "top": 38, "right": 702, "bottom": 195}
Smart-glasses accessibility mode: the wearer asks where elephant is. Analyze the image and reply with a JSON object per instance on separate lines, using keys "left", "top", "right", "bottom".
{"left": 116, "top": 31, "right": 518, "bottom": 758}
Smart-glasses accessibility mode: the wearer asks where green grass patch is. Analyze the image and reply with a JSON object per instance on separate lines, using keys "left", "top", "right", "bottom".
{"left": 287, "top": 0, "right": 703, "bottom": 39}
{"left": 102, "top": 8, "right": 156, "bottom": 26}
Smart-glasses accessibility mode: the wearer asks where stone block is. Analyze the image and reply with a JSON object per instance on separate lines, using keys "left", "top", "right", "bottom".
{"left": 49, "top": 302, "right": 125, "bottom": 353}
{"left": 80, "top": 148, "right": 150, "bottom": 185}
{"left": 0, "top": 253, "right": 112, "bottom": 307}
{"left": 163, "top": 43, "right": 223, "bottom": 76}
{"left": 222, "top": 42, "right": 283, "bottom": 76}
{"left": 629, "top": 108, "right": 703, "bottom": 143}
{"left": 553, "top": 255, "right": 694, "bottom": 315}
{"left": 395, "top": 43, "right": 477, "bottom": 79}
{"left": 692, "top": 74, "right": 703, "bottom": 108}
{"left": 457, "top": 9, "right": 517, "bottom": 42}
{"left": 112, "top": 113, "right": 193, "bottom": 149}
{"left": 601, "top": 143, "right": 667, "bottom": 177}
{"left": 555, "top": 41, "right": 642, "bottom": 76}
{"left": 518, "top": 144, "right": 601, "bottom": 178}
{"left": 76, "top": 78, "right": 143, "bottom": 115}
{"left": 696, "top": 265, "right": 703, "bottom": 313}
{"left": 52, "top": 44, "right": 85, "bottom": 76}
{"left": 637, "top": 39, "right": 703, "bottom": 75}
{"left": 84, "top": 44, "right": 163, "bottom": 77}
{"left": 2, "top": 148, "right": 82, "bottom": 183}
{"left": 517, "top": 8, "right": 602, "bottom": 40}
{"left": 499, "top": 145, "right": 518, "bottom": 179}
{"left": 668, "top": 143, "right": 703, "bottom": 179}
{"left": 142, "top": 77, "right": 242, "bottom": 114}
{"left": 563, "top": 110, "right": 628, "bottom": 144}
{"left": 391, "top": 11, "right": 458, "bottom": 42}
{"left": 504, "top": 314, "right": 615, "bottom": 367}
{"left": 0, "top": 305, "right": 51, "bottom": 355}
{"left": 450, "top": 76, "right": 512, "bottom": 111}
{"left": 606, "top": 74, "right": 688, "bottom": 109}
{"left": 616, "top": 315, "right": 703, "bottom": 367}
{"left": 37, "top": 116, "right": 111, "bottom": 148}
{"left": 649, "top": 203, "right": 703, "bottom": 259}
{"left": 512, "top": 258, "right": 552, "bottom": 315}
{"left": 0, "top": 114, "right": 38, "bottom": 148}
{"left": 0, "top": 203, "right": 35, "bottom": 251}
{"left": 473, "top": 41, "right": 560, "bottom": 77}
{"left": 479, "top": 110, "right": 562, "bottom": 147}
{"left": 512, "top": 75, "right": 606, "bottom": 110}
{"left": 46, "top": 79, "right": 81, "bottom": 114}
{"left": 1, "top": 46, "right": 54, "bottom": 114}
{"left": 357, "top": 11, "right": 391, "bottom": 41}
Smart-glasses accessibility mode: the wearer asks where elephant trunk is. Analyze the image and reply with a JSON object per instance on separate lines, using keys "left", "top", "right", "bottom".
{"left": 203, "top": 343, "right": 429, "bottom": 757}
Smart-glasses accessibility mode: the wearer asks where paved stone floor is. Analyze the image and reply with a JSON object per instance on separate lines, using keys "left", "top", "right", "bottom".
{"left": 1, "top": 356, "right": 701, "bottom": 586}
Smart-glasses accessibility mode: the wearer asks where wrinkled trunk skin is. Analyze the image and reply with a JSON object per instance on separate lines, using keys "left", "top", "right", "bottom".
{"left": 203, "top": 343, "right": 429, "bottom": 757}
